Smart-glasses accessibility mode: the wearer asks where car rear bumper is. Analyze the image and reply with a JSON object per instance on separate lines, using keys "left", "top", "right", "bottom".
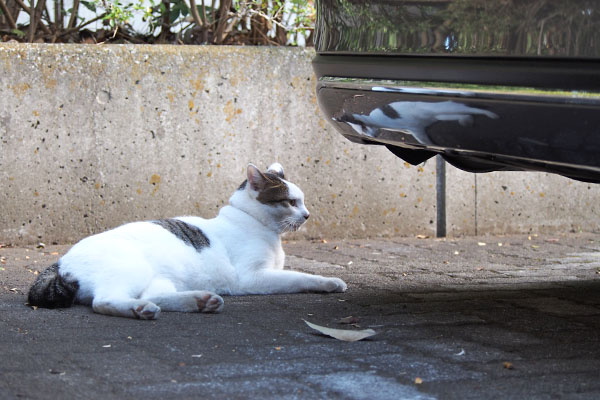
{"left": 316, "top": 73, "right": 600, "bottom": 182}
{"left": 313, "top": 0, "right": 600, "bottom": 183}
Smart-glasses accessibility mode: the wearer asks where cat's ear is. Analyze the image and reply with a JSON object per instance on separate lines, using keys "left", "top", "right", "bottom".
{"left": 247, "top": 163, "right": 267, "bottom": 191}
{"left": 266, "top": 163, "right": 285, "bottom": 179}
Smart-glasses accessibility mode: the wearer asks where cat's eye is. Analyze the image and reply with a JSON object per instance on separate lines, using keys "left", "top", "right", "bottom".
{"left": 274, "top": 199, "right": 296, "bottom": 207}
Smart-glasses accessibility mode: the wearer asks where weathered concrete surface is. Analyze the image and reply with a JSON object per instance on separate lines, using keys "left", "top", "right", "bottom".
{"left": 1, "top": 233, "right": 600, "bottom": 399}
{"left": 447, "top": 169, "right": 600, "bottom": 236}
{"left": 0, "top": 44, "right": 599, "bottom": 245}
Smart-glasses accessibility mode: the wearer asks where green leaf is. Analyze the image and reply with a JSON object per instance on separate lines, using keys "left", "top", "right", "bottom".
{"left": 169, "top": 8, "right": 180, "bottom": 22}
{"left": 11, "top": 29, "right": 25, "bottom": 38}
{"left": 178, "top": 2, "right": 189, "bottom": 16}
{"left": 81, "top": 0, "right": 96, "bottom": 12}
{"left": 175, "top": 2, "right": 189, "bottom": 17}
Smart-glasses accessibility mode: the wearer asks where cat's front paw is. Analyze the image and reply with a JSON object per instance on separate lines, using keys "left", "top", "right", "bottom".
{"left": 195, "top": 291, "right": 224, "bottom": 313}
{"left": 323, "top": 277, "right": 348, "bottom": 293}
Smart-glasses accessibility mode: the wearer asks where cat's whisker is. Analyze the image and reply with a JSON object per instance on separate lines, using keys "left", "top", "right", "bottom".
{"left": 278, "top": 215, "right": 305, "bottom": 233}
{"left": 277, "top": 218, "right": 295, "bottom": 233}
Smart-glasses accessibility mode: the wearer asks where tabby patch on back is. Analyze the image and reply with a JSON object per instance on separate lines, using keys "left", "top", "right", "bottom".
{"left": 152, "top": 219, "right": 210, "bottom": 251}
{"left": 28, "top": 163, "right": 346, "bottom": 320}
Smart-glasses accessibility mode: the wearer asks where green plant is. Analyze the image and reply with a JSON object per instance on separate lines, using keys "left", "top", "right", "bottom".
{"left": 0, "top": 0, "right": 315, "bottom": 44}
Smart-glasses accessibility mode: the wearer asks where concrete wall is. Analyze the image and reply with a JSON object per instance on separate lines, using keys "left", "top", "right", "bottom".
{"left": 0, "top": 44, "right": 598, "bottom": 245}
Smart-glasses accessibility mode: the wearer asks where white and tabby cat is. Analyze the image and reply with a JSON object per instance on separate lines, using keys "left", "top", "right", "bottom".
{"left": 28, "top": 163, "right": 347, "bottom": 319}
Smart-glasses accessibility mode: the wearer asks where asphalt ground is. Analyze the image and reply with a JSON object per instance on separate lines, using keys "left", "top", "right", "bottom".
{"left": 1, "top": 233, "right": 600, "bottom": 400}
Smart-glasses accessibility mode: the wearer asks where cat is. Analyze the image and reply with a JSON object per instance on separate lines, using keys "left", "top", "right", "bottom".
{"left": 28, "top": 163, "right": 347, "bottom": 319}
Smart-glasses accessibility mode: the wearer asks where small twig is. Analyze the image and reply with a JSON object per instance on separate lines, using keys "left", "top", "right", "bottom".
{"left": 189, "top": 0, "right": 203, "bottom": 27}
{"left": 13, "top": 0, "right": 30, "bottom": 13}
{"left": 247, "top": 9, "right": 287, "bottom": 32}
{"left": 220, "top": 13, "right": 242, "bottom": 43}
{"left": 201, "top": 0, "right": 208, "bottom": 42}
{"left": 60, "top": 0, "right": 64, "bottom": 29}
{"left": 12, "top": 0, "right": 52, "bottom": 34}
{"left": 210, "top": 0, "right": 216, "bottom": 27}
{"left": 110, "top": 24, "right": 118, "bottom": 39}
{"left": 115, "top": 28, "right": 145, "bottom": 44}
{"left": 271, "top": 2, "right": 284, "bottom": 21}
{"left": 212, "top": 0, "right": 250, "bottom": 44}
{"left": 54, "top": 0, "right": 60, "bottom": 30}
{"left": 201, "top": 0, "right": 207, "bottom": 24}
{"left": 76, "top": 13, "right": 107, "bottom": 31}
{"left": 158, "top": 0, "right": 170, "bottom": 43}
{"left": 254, "top": 24, "right": 280, "bottom": 46}
{"left": 212, "top": 0, "right": 232, "bottom": 44}
{"left": 50, "top": 12, "right": 108, "bottom": 40}
{"left": 67, "top": 0, "right": 80, "bottom": 29}
{"left": 0, "top": 0, "right": 18, "bottom": 30}
{"left": 29, "top": 0, "right": 46, "bottom": 42}
{"left": 28, "top": 5, "right": 34, "bottom": 42}
{"left": 43, "top": 4, "right": 52, "bottom": 27}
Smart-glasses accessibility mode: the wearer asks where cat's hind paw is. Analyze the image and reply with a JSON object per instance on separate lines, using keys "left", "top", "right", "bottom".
{"left": 132, "top": 301, "right": 161, "bottom": 320}
{"left": 324, "top": 277, "right": 348, "bottom": 293}
{"left": 195, "top": 292, "right": 224, "bottom": 313}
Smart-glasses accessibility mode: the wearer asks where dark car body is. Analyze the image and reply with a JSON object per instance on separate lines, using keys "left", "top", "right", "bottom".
{"left": 312, "top": 0, "right": 600, "bottom": 183}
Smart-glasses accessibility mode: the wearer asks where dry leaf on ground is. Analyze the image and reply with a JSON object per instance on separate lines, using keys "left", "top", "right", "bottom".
{"left": 304, "top": 320, "right": 376, "bottom": 342}
{"left": 338, "top": 316, "right": 360, "bottom": 325}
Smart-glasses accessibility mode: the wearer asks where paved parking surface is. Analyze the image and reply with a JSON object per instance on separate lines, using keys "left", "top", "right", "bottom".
{"left": 1, "top": 233, "right": 600, "bottom": 399}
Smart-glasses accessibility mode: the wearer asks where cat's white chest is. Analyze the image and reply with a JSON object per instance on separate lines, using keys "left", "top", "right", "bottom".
{"left": 272, "top": 243, "right": 285, "bottom": 270}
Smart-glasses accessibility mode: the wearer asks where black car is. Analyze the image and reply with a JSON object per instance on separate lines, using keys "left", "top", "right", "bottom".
{"left": 312, "top": 0, "right": 600, "bottom": 183}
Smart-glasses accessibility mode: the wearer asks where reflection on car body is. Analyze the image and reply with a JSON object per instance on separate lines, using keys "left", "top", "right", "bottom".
{"left": 335, "top": 100, "right": 498, "bottom": 146}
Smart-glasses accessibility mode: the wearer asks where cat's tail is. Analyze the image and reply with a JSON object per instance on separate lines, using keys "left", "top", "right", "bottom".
{"left": 28, "top": 263, "right": 79, "bottom": 308}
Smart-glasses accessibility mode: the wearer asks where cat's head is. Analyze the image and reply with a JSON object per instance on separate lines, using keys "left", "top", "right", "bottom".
{"left": 229, "top": 163, "right": 310, "bottom": 234}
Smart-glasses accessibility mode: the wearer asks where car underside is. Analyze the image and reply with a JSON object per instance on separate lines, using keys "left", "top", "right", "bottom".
{"left": 313, "top": 0, "right": 600, "bottom": 183}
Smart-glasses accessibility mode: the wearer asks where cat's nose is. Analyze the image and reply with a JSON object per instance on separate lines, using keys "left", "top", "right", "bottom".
{"left": 303, "top": 213, "right": 310, "bottom": 220}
